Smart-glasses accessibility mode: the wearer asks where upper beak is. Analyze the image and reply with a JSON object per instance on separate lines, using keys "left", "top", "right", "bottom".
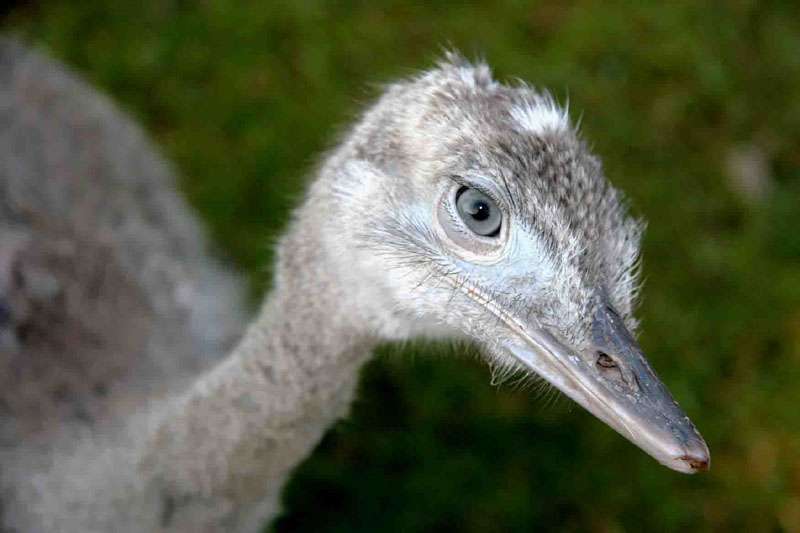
{"left": 501, "top": 298, "right": 709, "bottom": 473}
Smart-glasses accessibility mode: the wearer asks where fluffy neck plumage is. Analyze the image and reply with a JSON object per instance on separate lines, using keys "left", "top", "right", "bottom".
{"left": 136, "top": 213, "right": 378, "bottom": 531}
{"left": 11, "top": 162, "right": 386, "bottom": 533}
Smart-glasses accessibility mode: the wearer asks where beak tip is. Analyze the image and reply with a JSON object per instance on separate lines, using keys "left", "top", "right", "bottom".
{"left": 677, "top": 453, "right": 710, "bottom": 473}
{"left": 667, "top": 437, "right": 710, "bottom": 474}
{"left": 649, "top": 430, "right": 710, "bottom": 474}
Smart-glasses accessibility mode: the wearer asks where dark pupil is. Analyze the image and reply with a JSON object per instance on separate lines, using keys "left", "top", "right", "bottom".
{"left": 467, "top": 200, "right": 490, "bottom": 221}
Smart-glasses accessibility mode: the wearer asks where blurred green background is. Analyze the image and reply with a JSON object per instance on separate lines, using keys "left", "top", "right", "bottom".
{"left": 4, "top": 1, "right": 800, "bottom": 531}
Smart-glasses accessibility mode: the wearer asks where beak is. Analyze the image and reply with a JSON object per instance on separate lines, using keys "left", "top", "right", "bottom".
{"left": 500, "top": 298, "right": 709, "bottom": 473}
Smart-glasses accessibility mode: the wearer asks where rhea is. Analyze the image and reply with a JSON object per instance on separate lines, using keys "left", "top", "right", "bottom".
{"left": 0, "top": 39, "right": 709, "bottom": 532}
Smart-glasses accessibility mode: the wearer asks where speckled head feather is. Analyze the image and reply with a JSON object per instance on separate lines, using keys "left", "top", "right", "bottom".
{"left": 328, "top": 52, "right": 643, "bottom": 349}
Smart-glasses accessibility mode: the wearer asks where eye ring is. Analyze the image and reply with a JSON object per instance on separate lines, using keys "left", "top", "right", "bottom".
{"left": 455, "top": 186, "right": 502, "bottom": 237}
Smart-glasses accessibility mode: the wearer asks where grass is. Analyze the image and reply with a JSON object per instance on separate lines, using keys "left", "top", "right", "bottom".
{"left": 5, "top": 1, "right": 800, "bottom": 530}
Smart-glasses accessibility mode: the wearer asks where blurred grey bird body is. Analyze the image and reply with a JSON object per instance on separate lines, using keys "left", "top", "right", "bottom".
{"left": 0, "top": 39, "right": 708, "bottom": 532}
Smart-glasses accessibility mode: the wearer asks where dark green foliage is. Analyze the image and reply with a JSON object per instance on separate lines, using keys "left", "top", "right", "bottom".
{"left": 6, "top": 1, "right": 800, "bottom": 530}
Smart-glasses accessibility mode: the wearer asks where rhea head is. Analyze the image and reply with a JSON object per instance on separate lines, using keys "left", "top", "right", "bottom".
{"left": 319, "top": 53, "right": 709, "bottom": 473}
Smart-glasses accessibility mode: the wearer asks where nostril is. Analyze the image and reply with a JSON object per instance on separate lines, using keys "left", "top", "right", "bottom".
{"left": 596, "top": 351, "right": 617, "bottom": 369}
{"left": 595, "top": 350, "right": 639, "bottom": 392}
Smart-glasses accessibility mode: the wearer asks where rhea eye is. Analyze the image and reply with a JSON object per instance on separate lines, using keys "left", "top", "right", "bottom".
{"left": 455, "top": 187, "right": 502, "bottom": 237}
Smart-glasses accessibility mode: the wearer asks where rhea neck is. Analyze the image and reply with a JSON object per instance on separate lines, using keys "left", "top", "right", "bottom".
{"left": 140, "top": 205, "right": 381, "bottom": 531}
